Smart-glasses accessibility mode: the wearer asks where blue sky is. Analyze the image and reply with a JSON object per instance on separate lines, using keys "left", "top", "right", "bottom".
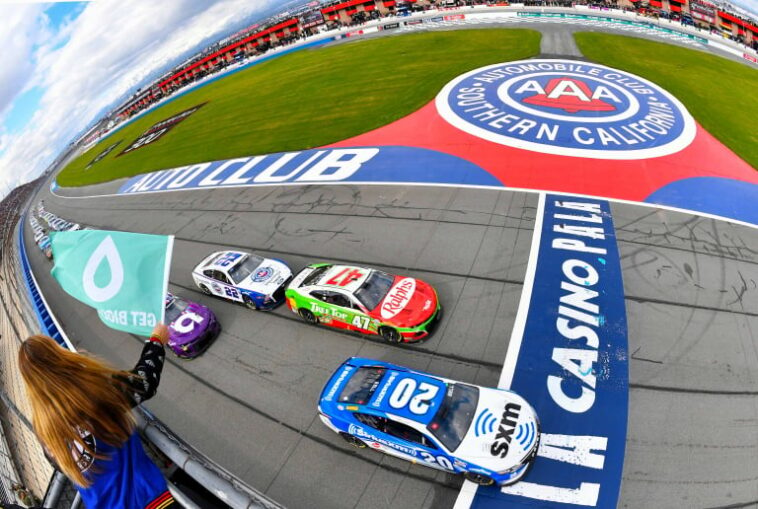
{"left": 0, "top": 0, "right": 280, "bottom": 189}
{"left": 1, "top": 2, "right": 85, "bottom": 137}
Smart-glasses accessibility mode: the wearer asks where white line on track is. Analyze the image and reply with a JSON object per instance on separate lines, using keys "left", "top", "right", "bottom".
{"left": 452, "top": 192, "right": 546, "bottom": 509}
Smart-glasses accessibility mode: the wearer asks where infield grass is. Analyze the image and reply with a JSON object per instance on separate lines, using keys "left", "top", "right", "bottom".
{"left": 58, "top": 29, "right": 540, "bottom": 187}
{"left": 575, "top": 32, "right": 758, "bottom": 169}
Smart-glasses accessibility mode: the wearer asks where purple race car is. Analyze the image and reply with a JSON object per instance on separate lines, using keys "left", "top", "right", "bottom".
{"left": 165, "top": 293, "right": 220, "bottom": 359}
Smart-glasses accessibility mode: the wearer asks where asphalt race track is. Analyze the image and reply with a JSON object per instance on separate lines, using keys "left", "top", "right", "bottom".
{"left": 23, "top": 21, "right": 758, "bottom": 509}
{"left": 26, "top": 173, "right": 758, "bottom": 509}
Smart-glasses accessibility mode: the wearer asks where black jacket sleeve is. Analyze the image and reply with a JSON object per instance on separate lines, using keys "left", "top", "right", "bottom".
{"left": 125, "top": 340, "right": 166, "bottom": 407}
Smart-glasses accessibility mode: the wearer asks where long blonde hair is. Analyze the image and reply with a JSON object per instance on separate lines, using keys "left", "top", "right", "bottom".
{"left": 19, "top": 335, "right": 138, "bottom": 487}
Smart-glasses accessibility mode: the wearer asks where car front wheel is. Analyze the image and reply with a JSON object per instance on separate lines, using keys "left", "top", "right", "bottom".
{"left": 464, "top": 472, "right": 495, "bottom": 486}
{"left": 379, "top": 326, "right": 401, "bottom": 344}
{"left": 243, "top": 296, "right": 258, "bottom": 310}
{"left": 199, "top": 284, "right": 211, "bottom": 295}
{"left": 299, "top": 308, "right": 318, "bottom": 325}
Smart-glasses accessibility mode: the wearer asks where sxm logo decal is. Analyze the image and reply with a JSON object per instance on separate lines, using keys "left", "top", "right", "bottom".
{"left": 470, "top": 196, "right": 628, "bottom": 509}
{"left": 436, "top": 59, "right": 696, "bottom": 159}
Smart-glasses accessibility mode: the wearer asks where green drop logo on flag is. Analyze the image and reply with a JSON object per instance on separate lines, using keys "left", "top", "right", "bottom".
{"left": 50, "top": 230, "right": 174, "bottom": 336}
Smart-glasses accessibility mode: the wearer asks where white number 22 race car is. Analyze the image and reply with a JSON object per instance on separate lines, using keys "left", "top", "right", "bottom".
{"left": 192, "top": 250, "right": 292, "bottom": 310}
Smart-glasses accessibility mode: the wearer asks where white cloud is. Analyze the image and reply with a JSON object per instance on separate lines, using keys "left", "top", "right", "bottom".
{"left": 0, "top": 0, "right": 277, "bottom": 192}
{"left": 0, "top": 4, "right": 45, "bottom": 118}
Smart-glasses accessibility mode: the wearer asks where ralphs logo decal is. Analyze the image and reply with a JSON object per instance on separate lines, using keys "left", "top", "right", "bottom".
{"left": 436, "top": 59, "right": 696, "bottom": 160}
{"left": 380, "top": 278, "right": 416, "bottom": 319}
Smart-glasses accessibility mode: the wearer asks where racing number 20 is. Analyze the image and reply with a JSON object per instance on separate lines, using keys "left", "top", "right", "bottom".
{"left": 388, "top": 379, "right": 439, "bottom": 415}
{"left": 419, "top": 452, "right": 454, "bottom": 471}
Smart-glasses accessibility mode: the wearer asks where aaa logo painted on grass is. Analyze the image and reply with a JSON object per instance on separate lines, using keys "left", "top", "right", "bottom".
{"left": 436, "top": 59, "right": 696, "bottom": 159}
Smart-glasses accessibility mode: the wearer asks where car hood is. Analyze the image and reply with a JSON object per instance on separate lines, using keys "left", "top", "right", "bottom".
{"left": 235, "top": 259, "right": 291, "bottom": 295}
{"left": 168, "top": 303, "right": 213, "bottom": 346}
{"left": 371, "top": 277, "right": 437, "bottom": 328}
{"left": 454, "top": 387, "right": 539, "bottom": 473}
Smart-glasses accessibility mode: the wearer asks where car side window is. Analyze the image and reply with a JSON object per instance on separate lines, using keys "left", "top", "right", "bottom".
{"left": 329, "top": 293, "right": 352, "bottom": 308}
{"left": 353, "top": 412, "right": 436, "bottom": 449}
{"left": 310, "top": 290, "right": 328, "bottom": 302}
{"left": 354, "top": 412, "right": 387, "bottom": 430}
{"left": 385, "top": 419, "right": 436, "bottom": 449}
{"left": 215, "top": 271, "right": 231, "bottom": 285}
{"left": 203, "top": 269, "right": 214, "bottom": 279}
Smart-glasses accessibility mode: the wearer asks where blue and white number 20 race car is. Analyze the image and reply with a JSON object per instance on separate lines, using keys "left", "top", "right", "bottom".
{"left": 319, "top": 358, "right": 540, "bottom": 486}
{"left": 192, "top": 250, "right": 292, "bottom": 310}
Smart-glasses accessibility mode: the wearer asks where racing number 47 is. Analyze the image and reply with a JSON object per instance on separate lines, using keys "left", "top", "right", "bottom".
{"left": 351, "top": 315, "right": 370, "bottom": 330}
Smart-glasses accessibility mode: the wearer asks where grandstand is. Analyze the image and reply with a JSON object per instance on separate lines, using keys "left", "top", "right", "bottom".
{"left": 75, "top": 0, "right": 755, "bottom": 149}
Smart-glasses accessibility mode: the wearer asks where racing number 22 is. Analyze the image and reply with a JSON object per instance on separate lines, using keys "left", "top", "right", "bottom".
{"left": 388, "top": 379, "right": 439, "bottom": 415}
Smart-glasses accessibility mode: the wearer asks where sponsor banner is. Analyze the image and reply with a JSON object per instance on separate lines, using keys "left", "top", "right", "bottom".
{"left": 436, "top": 59, "right": 696, "bottom": 159}
{"left": 50, "top": 230, "right": 173, "bottom": 336}
{"left": 383, "top": 22, "right": 400, "bottom": 30}
{"left": 405, "top": 19, "right": 423, "bottom": 26}
{"left": 119, "top": 103, "right": 206, "bottom": 156}
{"left": 744, "top": 53, "right": 758, "bottom": 64}
{"left": 444, "top": 14, "right": 466, "bottom": 21}
{"left": 116, "top": 146, "right": 501, "bottom": 195}
{"left": 428, "top": 16, "right": 444, "bottom": 22}
{"left": 690, "top": 0, "right": 716, "bottom": 23}
{"left": 301, "top": 10, "right": 325, "bottom": 29}
{"left": 472, "top": 195, "right": 628, "bottom": 508}
{"left": 86, "top": 140, "right": 121, "bottom": 170}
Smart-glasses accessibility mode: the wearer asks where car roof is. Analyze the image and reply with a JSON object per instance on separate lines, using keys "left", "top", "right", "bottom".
{"left": 310, "top": 265, "right": 372, "bottom": 294}
{"left": 202, "top": 250, "right": 248, "bottom": 272}
{"left": 321, "top": 358, "right": 448, "bottom": 426}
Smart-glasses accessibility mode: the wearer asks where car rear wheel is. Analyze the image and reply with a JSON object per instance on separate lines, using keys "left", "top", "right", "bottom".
{"left": 339, "top": 433, "right": 367, "bottom": 449}
{"left": 199, "top": 284, "right": 211, "bottom": 295}
{"left": 299, "top": 308, "right": 318, "bottom": 325}
{"left": 243, "top": 296, "right": 258, "bottom": 310}
{"left": 464, "top": 472, "right": 495, "bottom": 486}
{"left": 379, "top": 326, "right": 401, "bottom": 344}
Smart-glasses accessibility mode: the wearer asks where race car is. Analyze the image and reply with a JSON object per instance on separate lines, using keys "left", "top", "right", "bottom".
{"left": 37, "top": 236, "right": 52, "bottom": 259}
{"left": 191, "top": 250, "right": 292, "bottom": 310}
{"left": 165, "top": 293, "right": 220, "bottom": 359}
{"left": 319, "top": 358, "right": 540, "bottom": 486}
{"left": 285, "top": 263, "right": 440, "bottom": 343}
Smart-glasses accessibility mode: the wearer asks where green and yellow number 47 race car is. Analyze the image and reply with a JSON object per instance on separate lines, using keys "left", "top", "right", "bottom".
{"left": 285, "top": 263, "right": 441, "bottom": 343}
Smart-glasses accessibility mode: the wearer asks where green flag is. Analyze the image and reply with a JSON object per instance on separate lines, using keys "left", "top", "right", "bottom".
{"left": 50, "top": 230, "right": 174, "bottom": 336}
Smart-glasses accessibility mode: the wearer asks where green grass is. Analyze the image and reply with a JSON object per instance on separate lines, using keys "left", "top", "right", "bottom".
{"left": 59, "top": 29, "right": 540, "bottom": 187}
{"left": 575, "top": 32, "right": 758, "bottom": 169}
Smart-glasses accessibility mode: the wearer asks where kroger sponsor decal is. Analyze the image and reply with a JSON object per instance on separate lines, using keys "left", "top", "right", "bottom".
{"left": 436, "top": 59, "right": 695, "bottom": 160}
{"left": 380, "top": 278, "right": 416, "bottom": 319}
{"left": 117, "top": 146, "right": 501, "bottom": 195}
{"left": 472, "top": 196, "right": 628, "bottom": 509}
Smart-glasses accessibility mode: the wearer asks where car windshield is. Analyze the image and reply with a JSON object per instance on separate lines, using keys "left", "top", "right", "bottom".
{"left": 427, "top": 383, "right": 479, "bottom": 453}
{"left": 165, "top": 296, "right": 190, "bottom": 324}
{"left": 354, "top": 270, "right": 394, "bottom": 310}
{"left": 228, "top": 254, "right": 264, "bottom": 284}
{"left": 338, "top": 367, "right": 387, "bottom": 405}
